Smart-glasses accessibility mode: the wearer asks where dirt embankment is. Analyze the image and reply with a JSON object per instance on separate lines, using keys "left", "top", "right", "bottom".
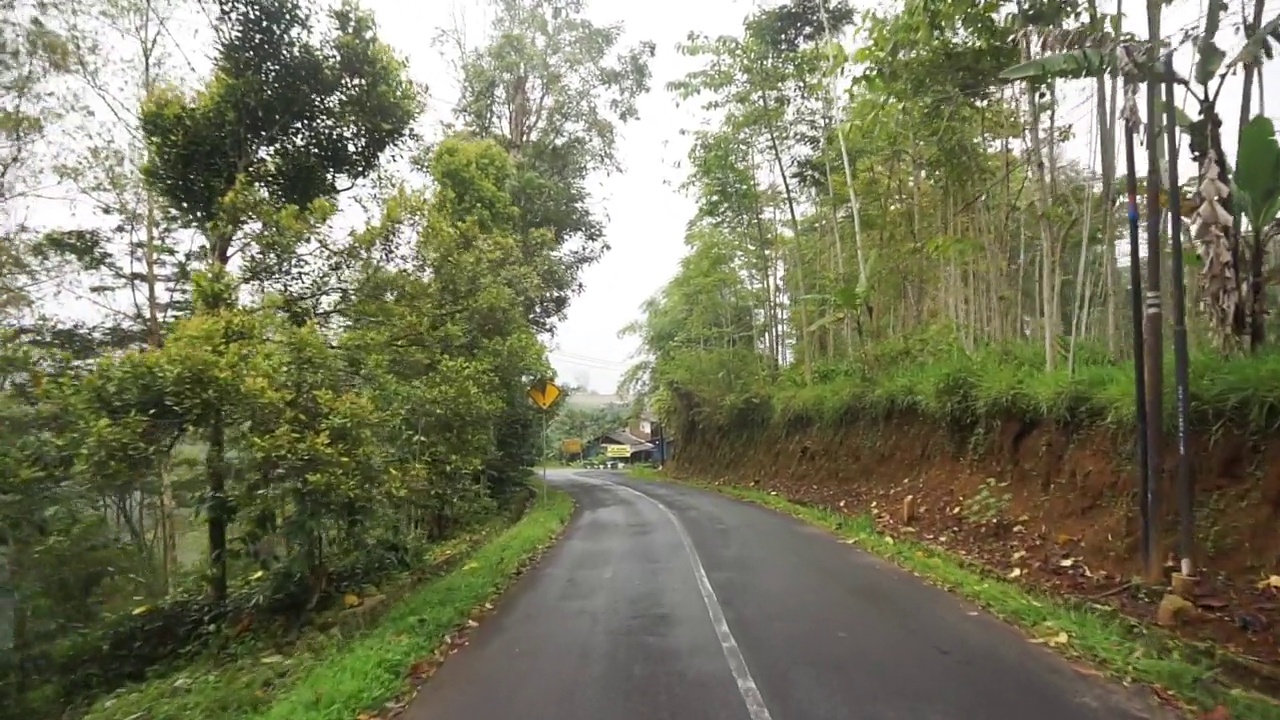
{"left": 672, "top": 416, "right": 1280, "bottom": 665}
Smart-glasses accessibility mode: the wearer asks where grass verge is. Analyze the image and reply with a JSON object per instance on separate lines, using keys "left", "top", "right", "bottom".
{"left": 640, "top": 471, "right": 1280, "bottom": 720}
{"left": 625, "top": 465, "right": 663, "bottom": 480}
{"left": 83, "top": 488, "right": 575, "bottom": 720}
{"left": 685, "top": 334, "right": 1280, "bottom": 434}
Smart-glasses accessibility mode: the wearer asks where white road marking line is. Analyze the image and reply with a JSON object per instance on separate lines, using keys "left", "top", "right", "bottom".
{"left": 609, "top": 480, "right": 775, "bottom": 720}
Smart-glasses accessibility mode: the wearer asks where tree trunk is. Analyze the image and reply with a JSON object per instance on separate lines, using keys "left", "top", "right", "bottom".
{"left": 1241, "top": 0, "right": 1267, "bottom": 349}
{"left": 766, "top": 125, "right": 813, "bottom": 382}
{"left": 1090, "top": 0, "right": 1122, "bottom": 357}
{"left": 1021, "top": 41, "right": 1059, "bottom": 371}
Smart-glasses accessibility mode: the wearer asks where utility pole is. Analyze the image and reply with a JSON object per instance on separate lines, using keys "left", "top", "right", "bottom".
{"left": 1140, "top": 11, "right": 1166, "bottom": 583}
{"left": 1124, "top": 114, "right": 1152, "bottom": 579}
{"left": 1118, "top": 42, "right": 1152, "bottom": 579}
{"left": 1163, "top": 55, "right": 1195, "bottom": 581}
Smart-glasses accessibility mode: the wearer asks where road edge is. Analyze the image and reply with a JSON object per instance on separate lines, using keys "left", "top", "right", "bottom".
{"left": 253, "top": 486, "right": 577, "bottom": 720}
{"left": 631, "top": 469, "right": 1279, "bottom": 720}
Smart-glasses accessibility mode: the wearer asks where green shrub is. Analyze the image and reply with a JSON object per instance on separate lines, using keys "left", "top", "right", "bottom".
{"left": 684, "top": 336, "right": 1280, "bottom": 436}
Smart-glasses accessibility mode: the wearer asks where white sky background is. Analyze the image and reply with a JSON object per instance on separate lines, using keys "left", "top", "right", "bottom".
{"left": 15, "top": 0, "right": 1280, "bottom": 393}
{"left": 392, "top": 0, "right": 1280, "bottom": 393}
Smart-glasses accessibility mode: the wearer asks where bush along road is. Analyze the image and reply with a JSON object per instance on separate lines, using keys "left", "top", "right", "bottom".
{"left": 81, "top": 489, "right": 575, "bottom": 720}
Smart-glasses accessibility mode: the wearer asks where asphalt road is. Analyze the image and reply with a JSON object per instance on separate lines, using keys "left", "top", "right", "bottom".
{"left": 404, "top": 470, "right": 1174, "bottom": 720}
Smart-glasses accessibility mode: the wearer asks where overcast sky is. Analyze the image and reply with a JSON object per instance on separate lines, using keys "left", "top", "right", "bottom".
{"left": 384, "top": 0, "right": 755, "bottom": 394}
{"left": 393, "top": 0, "right": 1277, "bottom": 394}
{"left": 18, "top": 0, "right": 1280, "bottom": 393}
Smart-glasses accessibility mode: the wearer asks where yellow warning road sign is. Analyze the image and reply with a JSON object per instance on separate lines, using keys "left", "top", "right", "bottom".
{"left": 527, "top": 379, "right": 561, "bottom": 410}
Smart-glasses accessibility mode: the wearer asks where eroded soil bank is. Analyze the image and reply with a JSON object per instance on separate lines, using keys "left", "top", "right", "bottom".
{"left": 671, "top": 416, "right": 1280, "bottom": 666}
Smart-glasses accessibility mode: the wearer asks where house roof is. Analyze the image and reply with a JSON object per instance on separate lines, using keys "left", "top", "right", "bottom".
{"left": 595, "top": 429, "right": 654, "bottom": 452}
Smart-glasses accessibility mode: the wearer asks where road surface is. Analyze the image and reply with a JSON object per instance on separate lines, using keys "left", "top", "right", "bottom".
{"left": 405, "top": 470, "right": 1172, "bottom": 720}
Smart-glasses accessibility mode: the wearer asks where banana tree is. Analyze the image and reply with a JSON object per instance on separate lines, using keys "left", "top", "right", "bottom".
{"left": 1001, "top": 0, "right": 1280, "bottom": 349}
{"left": 1234, "top": 116, "right": 1280, "bottom": 348}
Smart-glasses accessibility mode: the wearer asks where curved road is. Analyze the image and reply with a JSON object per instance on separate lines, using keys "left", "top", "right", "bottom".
{"left": 406, "top": 470, "right": 1173, "bottom": 720}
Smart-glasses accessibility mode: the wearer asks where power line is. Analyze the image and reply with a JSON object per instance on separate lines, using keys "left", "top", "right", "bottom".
{"left": 550, "top": 348, "right": 631, "bottom": 365}
{"left": 549, "top": 353, "right": 631, "bottom": 371}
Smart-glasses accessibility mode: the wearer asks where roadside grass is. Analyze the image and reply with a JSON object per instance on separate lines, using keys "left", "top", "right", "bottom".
{"left": 625, "top": 465, "right": 663, "bottom": 480}
{"left": 637, "top": 471, "right": 1280, "bottom": 720}
{"left": 82, "top": 488, "right": 575, "bottom": 720}
{"left": 765, "top": 337, "right": 1280, "bottom": 434}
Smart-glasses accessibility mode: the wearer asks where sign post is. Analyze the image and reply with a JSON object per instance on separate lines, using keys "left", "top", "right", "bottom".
{"left": 527, "top": 379, "right": 562, "bottom": 503}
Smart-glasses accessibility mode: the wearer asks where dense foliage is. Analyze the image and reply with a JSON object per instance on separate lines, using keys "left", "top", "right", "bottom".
{"left": 625, "top": 0, "right": 1280, "bottom": 441}
{"left": 0, "top": 0, "right": 650, "bottom": 716}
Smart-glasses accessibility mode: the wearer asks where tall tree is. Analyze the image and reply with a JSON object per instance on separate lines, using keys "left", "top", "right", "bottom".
{"left": 0, "top": 0, "right": 78, "bottom": 314}
{"left": 448, "top": 0, "right": 655, "bottom": 329}
{"left": 139, "top": 0, "right": 422, "bottom": 603}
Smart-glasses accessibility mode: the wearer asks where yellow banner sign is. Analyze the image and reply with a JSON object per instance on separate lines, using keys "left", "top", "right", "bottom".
{"left": 527, "top": 379, "right": 561, "bottom": 410}
{"left": 561, "top": 438, "right": 583, "bottom": 455}
{"left": 604, "top": 444, "right": 631, "bottom": 458}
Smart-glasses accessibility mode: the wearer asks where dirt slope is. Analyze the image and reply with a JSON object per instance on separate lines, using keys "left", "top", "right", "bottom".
{"left": 673, "top": 416, "right": 1280, "bottom": 668}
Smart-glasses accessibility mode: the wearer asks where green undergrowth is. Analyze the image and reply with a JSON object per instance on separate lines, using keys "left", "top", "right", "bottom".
{"left": 81, "top": 488, "right": 575, "bottom": 720}
{"left": 641, "top": 472, "right": 1279, "bottom": 720}
{"left": 705, "top": 335, "right": 1280, "bottom": 434}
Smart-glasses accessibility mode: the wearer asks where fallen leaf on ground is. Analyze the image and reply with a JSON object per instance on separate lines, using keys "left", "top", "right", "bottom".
{"left": 343, "top": 593, "right": 361, "bottom": 608}
{"left": 1031, "top": 631, "right": 1069, "bottom": 647}
{"left": 1199, "top": 705, "right": 1229, "bottom": 720}
{"left": 1151, "top": 686, "right": 1179, "bottom": 706}
{"left": 1009, "top": 567, "right": 1023, "bottom": 578}
{"left": 1257, "top": 575, "right": 1280, "bottom": 590}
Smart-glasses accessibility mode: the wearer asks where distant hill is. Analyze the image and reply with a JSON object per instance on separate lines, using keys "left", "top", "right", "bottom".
{"left": 564, "top": 391, "right": 625, "bottom": 410}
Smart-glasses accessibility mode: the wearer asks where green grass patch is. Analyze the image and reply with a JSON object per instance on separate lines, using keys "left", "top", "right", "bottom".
{"left": 644, "top": 472, "right": 1280, "bottom": 720}
{"left": 695, "top": 334, "right": 1280, "bottom": 434}
{"left": 626, "top": 465, "right": 663, "bottom": 480}
{"left": 82, "top": 489, "right": 575, "bottom": 720}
